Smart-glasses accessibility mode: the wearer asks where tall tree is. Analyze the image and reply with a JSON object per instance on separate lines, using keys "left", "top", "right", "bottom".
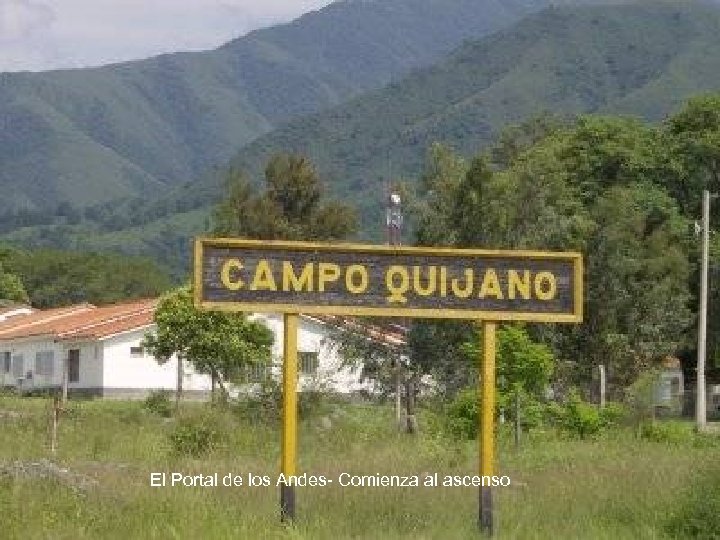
{"left": 212, "top": 155, "right": 357, "bottom": 241}
{"left": 666, "top": 94, "right": 720, "bottom": 217}
{"left": 0, "top": 262, "right": 28, "bottom": 304}
{"left": 143, "top": 287, "right": 273, "bottom": 405}
{"left": 410, "top": 112, "right": 694, "bottom": 395}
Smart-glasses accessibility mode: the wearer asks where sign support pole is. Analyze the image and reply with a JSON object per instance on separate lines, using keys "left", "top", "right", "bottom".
{"left": 479, "top": 321, "right": 496, "bottom": 535}
{"left": 281, "top": 312, "right": 299, "bottom": 522}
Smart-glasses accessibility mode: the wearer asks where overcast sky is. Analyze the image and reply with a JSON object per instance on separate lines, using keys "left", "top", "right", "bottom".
{"left": 0, "top": 0, "right": 335, "bottom": 73}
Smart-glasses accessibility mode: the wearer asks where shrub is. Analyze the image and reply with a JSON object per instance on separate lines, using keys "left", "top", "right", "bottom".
{"left": 625, "top": 370, "right": 661, "bottom": 431}
{"left": 446, "top": 387, "right": 552, "bottom": 439}
{"left": 599, "top": 402, "right": 627, "bottom": 427}
{"left": 169, "top": 415, "right": 223, "bottom": 456}
{"left": 549, "top": 390, "right": 625, "bottom": 439}
{"left": 446, "top": 388, "right": 478, "bottom": 439}
{"left": 235, "top": 379, "right": 329, "bottom": 423}
{"left": 639, "top": 420, "right": 694, "bottom": 444}
{"left": 144, "top": 390, "right": 172, "bottom": 417}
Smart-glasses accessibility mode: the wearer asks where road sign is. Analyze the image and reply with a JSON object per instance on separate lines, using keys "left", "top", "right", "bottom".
{"left": 194, "top": 236, "right": 583, "bottom": 534}
{"left": 194, "top": 238, "right": 582, "bottom": 323}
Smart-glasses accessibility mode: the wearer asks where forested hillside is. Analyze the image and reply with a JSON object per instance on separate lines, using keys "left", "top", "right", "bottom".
{"left": 0, "top": 0, "right": 549, "bottom": 213}
{"left": 4, "top": 1, "right": 720, "bottom": 275}
{"left": 225, "top": 2, "right": 720, "bottom": 227}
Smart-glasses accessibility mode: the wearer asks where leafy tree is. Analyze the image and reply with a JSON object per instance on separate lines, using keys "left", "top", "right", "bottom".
{"left": 410, "top": 111, "right": 695, "bottom": 396}
{"left": 463, "top": 325, "right": 555, "bottom": 399}
{"left": 666, "top": 94, "right": 720, "bottom": 216}
{"left": 212, "top": 155, "right": 357, "bottom": 241}
{"left": 0, "top": 261, "right": 28, "bottom": 304}
{"left": 413, "top": 143, "right": 467, "bottom": 247}
{"left": 143, "top": 287, "right": 273, "bottom": 404}
{"left": 1, "top": 248, "right": 172, "bottom": 308}
{"left": 446, "top": 325, "right": 555, "bottom": 439}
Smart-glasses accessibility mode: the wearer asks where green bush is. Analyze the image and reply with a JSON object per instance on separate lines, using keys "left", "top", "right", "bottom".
{"left": 144, "top": 390, "right": 172, "bottom": 417}
{"left": 549, "top": 390, "right": 614, "bottom": 439}
{"left": 446, "top": 388, "right": 478, "bottom": 439}
{"left": 446, "top": 387, "right": 552, "bottom": 439}
{"left": 169, "top": 415, "right": 223, "bottom": 456}
{"left": 599, "top": 402, "right": 628, "bottom": 428}
{"left": 639, "top": 420, "right": 694, "bottom": 444}
{"left": 235, "top": 380, "right": 328, "bottom": 423}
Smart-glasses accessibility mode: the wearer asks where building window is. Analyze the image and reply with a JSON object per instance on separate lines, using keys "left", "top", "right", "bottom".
{"left": 35, "top": 351, "right": 54, "bottom": 377}
{"left": 130, "top": 346, "right": 144, "bottom": 357}
{"left": 299, "top": 352, "right": 319, "bottom": 376}
{"left": 670, "top": 376, "right": 681, "bottom": 397}
{"left": 11, "top": 354, "right": 24, "bottom": 379}
{"left": 67, "top": 349, "right": 80, "bottom": 383}
{"left": 242, "top": 363, "right": 270, "bottom": 383}
{"left": 2, "top": 352, "right": 10, "bottom": 374}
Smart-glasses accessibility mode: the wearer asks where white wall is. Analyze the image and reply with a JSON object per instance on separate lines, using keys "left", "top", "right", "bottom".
{"left": 0, "top": 339, "right": 102, "bottom": 391}
{"left": 254, "top": 314, "right": 373, "bottom": 394}
{"left": 101, "top": 328, "right": 211, "bottom": 396}
{"left": 0, "top": 307, "right": 33, "bottom": 322}
{"left": 0, "top": 315, "right": 376, "bottom": 397}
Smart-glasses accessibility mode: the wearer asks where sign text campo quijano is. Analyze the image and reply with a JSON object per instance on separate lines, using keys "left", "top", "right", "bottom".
{"left": 195, "top": 239, "right": 582, "bottom": 322}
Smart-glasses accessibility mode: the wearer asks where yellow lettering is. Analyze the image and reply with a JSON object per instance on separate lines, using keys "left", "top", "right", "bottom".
{"left": 220, "top": 258, "right": 244, "bottom": 291}
{"left": 439, "top": 266, "right": 448, "bottom": 297}
{"left": 413, "top": 266, "right": 437, "bottom": 296}
{"left": 508, "top": 270, "right": 531, "bottom": 300}
{"left": 451, "top": 268, "right": 474, "bottom": 298}
{"left": 282, "top": 262, "right": 314, "bottom": 292}
{"left": 250, "top": 260, "right": 277, "bottom": 291}
{"left": 479, "top": 268, "right": 503, "bottom": 299}
{"left": 386, "top": 266, "right": 410, "bottom": 303}
{"left": 318, "top": 263, "right": 341, "bottom": 292}
{"left": 534, "top": 271, "right": 557, "bottom": 300}
{"left": 345, "top": 265, "right": 369, "bottom": 294}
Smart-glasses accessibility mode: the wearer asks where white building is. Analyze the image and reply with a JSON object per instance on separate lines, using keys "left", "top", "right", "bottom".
{"left": 0, "top": 304, "right": 34, "bottom": 322}
{"left": 0, "top": 299, "right": 385, "bottom": 398}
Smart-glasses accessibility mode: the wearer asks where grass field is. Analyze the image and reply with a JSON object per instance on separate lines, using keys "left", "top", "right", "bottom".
{"left": 0, "top": 396, "right": 718, "bottom": 539}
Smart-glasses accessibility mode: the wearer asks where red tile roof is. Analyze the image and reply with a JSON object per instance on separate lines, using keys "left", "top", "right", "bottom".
{"left": 0, "top": 299, "right": 157, "bottom": 342}
{"left": 304, "top": 314, "right": 407, "bottom": 348}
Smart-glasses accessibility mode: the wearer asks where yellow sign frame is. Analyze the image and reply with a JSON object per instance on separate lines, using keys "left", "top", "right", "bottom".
{"left": 194, "top": 236, "right": 584, "bottom": 531}
{"left": 194, "top": 237, "right": 583, "bottom": 323}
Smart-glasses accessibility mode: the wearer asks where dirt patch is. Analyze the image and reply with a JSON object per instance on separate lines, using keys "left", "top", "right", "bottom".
{"left": 0, "top": 459, "right": 99, "bottom": 494}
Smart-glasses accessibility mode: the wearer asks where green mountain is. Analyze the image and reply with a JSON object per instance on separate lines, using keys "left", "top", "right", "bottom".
{"left": 224, "top": 1, "right": 720, "bottom": 227}
{"left": 0, "top": 0, "right": 550, "bottom": 213}
{"left": 5, "top": 1, "right": 720, "bottom": 277}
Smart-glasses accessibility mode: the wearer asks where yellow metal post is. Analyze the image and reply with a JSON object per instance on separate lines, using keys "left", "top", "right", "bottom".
{"left": 281, "top": 313, "right": 299, "bottom": 521}
{"left": 479, "top": 321, "right": 496, "bottom": 535}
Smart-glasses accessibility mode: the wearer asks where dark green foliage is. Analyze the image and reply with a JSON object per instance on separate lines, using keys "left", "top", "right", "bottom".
{"left": 0, "top": 262, "right": 28, "bottom": 304}
{"left": 411, "top": 110, "right": 695, "bottom": 395}
{"left": 143, "top": 390, "right": 173, "bottom": 418}
{"left": 212, "top": 156, "right": 357, "bottom": 241}
{"left": 0, "top": 246, "right": 171, "bottom": 307}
